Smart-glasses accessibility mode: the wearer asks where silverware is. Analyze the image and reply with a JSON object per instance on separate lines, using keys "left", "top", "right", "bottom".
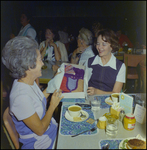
{"left": 71, "top": 127, "right": 97, "bottom": 137}
{"left": 75, "top": 103, "right": 91, "bottom": 108}
{"left": 102, "top": 143, "right": 110, "bottom": 149}
{"left": 80, "top": 112, "right": 86, "bottom": 118}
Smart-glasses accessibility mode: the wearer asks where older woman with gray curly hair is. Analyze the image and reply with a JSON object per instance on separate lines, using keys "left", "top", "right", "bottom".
{"left": 2, "top": 36, "right": 63, "bottom": 149}
{"left": 71, "top": 27, "right": 95, "bottom": 65}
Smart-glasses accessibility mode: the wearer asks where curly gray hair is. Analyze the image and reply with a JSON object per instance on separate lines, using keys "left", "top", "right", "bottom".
{"left": 79, "top": 28, "right": 93, "bottom": 45}
{"left": 2, "top": 36, "right": 39, "bottom": 79}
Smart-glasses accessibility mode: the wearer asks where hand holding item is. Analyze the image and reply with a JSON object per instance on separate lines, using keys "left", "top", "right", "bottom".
{"left": 52, "top": 64, "right": 59, "bottom": 72}
{"left": 76, "top": 46, "right": 85, "bottom": 54}
{"left": 49, "top": 39, "right": 55, "bottom": 47}
{"left": 50, "top": 89, "right": 64, "bottom": 110}
{"left": 45, "top": 39, "right": 50, "bottom": 47}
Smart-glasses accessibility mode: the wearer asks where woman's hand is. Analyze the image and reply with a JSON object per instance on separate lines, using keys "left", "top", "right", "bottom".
{"left": 87, "top": 87, "right": 96, "bottom": 95}
{"left": 50, "top": 89, "right": 64, "bottom": 109}
{"left": 76, "top": 46, "right": 85, "bottom": 54}
{"left": 45, "top": 39, "right": 50, "bottom": 47}
{"left": 52, "top": 64, "right": 59, "bottom": 72}
{"left": 49, "top": 39, "right": 56, "bottom": 47}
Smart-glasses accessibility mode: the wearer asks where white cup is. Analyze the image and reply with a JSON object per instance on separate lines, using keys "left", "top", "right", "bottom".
{"left": 68, "top": 105, "right": 82, "bottom": 117}
{"left": 111, "top": 93, "right": 119, "bottom": 103}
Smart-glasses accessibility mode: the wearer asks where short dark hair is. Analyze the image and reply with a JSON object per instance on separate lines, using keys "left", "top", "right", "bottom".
{"left": 21, "top": 10, "right": 32, "bottom": 21}
{"left": 45, "top": 25, "right": 60, "bottom": 41}
{"left": 97, "top": 29, "right": 119, "bottom": 52}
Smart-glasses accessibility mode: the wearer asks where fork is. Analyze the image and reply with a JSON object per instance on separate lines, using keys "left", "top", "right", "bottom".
{"left": 71, "top": 127, "right": 97, "bottom": 137}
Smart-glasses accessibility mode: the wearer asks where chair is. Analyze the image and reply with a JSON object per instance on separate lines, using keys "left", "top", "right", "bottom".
{"left": 3, "top": 107, "right": 20, "bottom": 149}
{"left": 139, "top": 59, "right": 146, "bottom": 93}
{"left": 123, "top": 54, "right": 146, "bottom": 92}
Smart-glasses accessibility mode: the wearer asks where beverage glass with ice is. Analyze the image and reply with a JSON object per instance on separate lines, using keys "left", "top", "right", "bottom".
{"left": 106, "top": 117, "right": 118, "bottom": 138}
{"left": 91, "top": 97, "right": 101, "bottom": 111}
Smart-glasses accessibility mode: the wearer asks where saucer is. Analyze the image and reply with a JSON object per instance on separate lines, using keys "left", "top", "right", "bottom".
{"left": 105, "top": 97, "right": 113, "bottom": 105}
{"left": 65, "top": 110, "right": 89, "bottom": 122}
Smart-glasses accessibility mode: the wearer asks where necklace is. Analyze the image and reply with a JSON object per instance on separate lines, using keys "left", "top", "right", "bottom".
{"left": 19, "top": 79, "right": 46, "bottom": 111}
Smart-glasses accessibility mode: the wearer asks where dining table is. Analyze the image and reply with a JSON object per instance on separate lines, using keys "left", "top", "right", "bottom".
{"left": 114, "top": 48, "right": 145, "bottom": 62}
{"left": 56, "top": 93, "right": 146, "bottom": 149}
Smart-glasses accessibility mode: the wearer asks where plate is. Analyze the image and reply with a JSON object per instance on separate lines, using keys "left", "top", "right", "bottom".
{"left": 105, "top": 97, "right": 113, "bottom": 105}
{"left": 119, "top": 136, "right": 146, "bottom": 149}
{"left": 65, "top": 110, "right": 89, "bottom": 122}
{"left": 119, "top": 137, "right": 134, "bottom": 149}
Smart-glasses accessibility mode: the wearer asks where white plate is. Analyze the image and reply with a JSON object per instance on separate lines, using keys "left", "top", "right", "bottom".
{"left": 119, "top": 136, "right": 146, "bottom": 149}
{"left": 105, "top": 97, "right": 113, "bottom": 105}
{"left": 65, "top": 110, "right": 89, "bottom": 122}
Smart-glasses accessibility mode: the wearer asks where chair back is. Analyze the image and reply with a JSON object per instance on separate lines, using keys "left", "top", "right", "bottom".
{"left": 56, "top": 41, "right": 69, "bottom": 61}
{"left": 122, "top": 56, "right": 128, "bottom": 91}
{"left": 3, "top": 107, "right": 19, "bottom": 149}
{"left": 139, "top": 59, "right": 146, "bottom": 92}
{"left": 124, "top": 54, "right": 146, "bottom": 67}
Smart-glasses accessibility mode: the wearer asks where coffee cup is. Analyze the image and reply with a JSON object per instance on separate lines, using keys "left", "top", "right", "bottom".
{"left": 97, "top": 116, "right": 107, "bottom": 129}
{"left": 111, "top": 93, "right": 119, "bottom": 103}
{"left": 68, "top": 105, "right": 82, "bottom": 117}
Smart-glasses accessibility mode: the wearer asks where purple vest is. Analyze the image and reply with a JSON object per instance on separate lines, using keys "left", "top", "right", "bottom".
{"left": 88, "top": 56, "right": 123, "bottom": 91}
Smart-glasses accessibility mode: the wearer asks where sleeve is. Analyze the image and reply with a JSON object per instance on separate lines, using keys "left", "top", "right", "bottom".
{"left": 27, "top": 28, "right": 37, "bottom": 40}
{"left": 116, "top": 63, "right": 126, "bottom": 83}
{"left": 11, "top": 95, "right": 36, "bottom": 121}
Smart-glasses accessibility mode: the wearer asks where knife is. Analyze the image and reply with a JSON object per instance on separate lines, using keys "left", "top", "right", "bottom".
{"left": 71, "top": 127, "right": 97, "bottom": 137}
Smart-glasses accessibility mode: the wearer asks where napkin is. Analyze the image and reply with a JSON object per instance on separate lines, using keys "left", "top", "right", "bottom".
{"left": 111, "top": 102, "right": 124, "bottom": 111}
{"left": 110, "top": 102, "right": 124, "bottom": 117}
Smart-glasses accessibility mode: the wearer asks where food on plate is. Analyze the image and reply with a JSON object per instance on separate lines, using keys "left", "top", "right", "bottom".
{"left": 126, "top": 139, "right": 146, "bottom": 149}
{"left": 73, "top": 116, "right": 82, "bottom": 121}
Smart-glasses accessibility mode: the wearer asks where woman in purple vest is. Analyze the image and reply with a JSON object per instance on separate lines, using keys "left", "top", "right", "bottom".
{"left": 85, "top": 29, "right": 126, "bottom": 95}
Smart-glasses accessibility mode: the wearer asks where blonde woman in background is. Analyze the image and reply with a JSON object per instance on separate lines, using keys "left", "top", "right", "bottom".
{"left": 71, "top": 27, "right": 95, "bottom": 65}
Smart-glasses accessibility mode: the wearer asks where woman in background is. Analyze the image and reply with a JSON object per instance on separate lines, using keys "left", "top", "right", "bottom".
{"left": 39, "top": 26, "right": 61, "bottom": 61}
{"left": 71, "top": 27, "right": 95, "bottom": 66}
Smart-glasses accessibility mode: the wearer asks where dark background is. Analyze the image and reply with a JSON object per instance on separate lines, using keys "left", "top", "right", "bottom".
{"left": 1, "top": 1, "right": 146, "bottom": 49}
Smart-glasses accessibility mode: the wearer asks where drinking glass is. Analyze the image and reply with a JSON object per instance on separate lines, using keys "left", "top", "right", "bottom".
{"left": 91, "top": 96, "right": 101, "bottom": 111}
{"left": 106, "top": 117, "right": 118, "bottom": 138}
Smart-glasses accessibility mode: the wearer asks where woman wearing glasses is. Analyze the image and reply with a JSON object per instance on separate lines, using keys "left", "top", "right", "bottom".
{"left": 71, "top": 27, "right": 95, "bottom": 65}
